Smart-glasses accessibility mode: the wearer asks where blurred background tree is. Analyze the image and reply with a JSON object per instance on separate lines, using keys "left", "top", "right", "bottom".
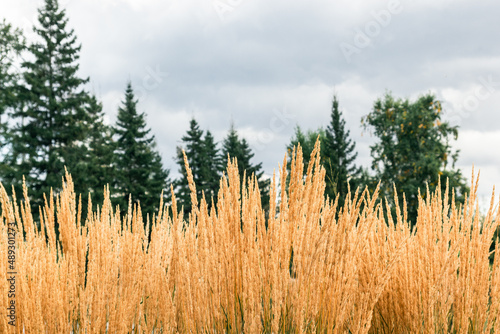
{"left": 221, "top": 123, "right": 270, "bottom": 212}
{"left": 4, "top": 0, "right": 97, "bottom": 214}
{"left": 176, "top": 118, "right": 205, "bottom": 214}
{"left": 323, "top": 95, "right": 362, "bottom": 209}
{"left": 0, "top": 20, "right": 24, "bottom": 181}
{"left": 362, "top": 92, "right": 469, "bottom": 227}
{"left": 114, "top": 82, "right": 170, "bottom": 221}
{"left": 287, "top": 95, "right": 364, "bottom": 210}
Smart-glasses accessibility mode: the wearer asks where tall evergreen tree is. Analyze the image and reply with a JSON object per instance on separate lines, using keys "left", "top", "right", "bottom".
{"left": 201, "top": 130, "right": 221, "bottom": 201}
{"left": 5, "top": 0, "right": 93, "bottom": 210}
{"left": 176, "top": 118, "right": 204, "bottom": 214}
{"left": 221, "top": 123, "right": 270, "bottom": 211}
{"left": 221, "top": 123, "right": 240, "bottom": 168}
{"left": 0, "top": 20, "right": 24, "bottom": 120}
{"left": 287, "top": 125, "right": 327, "bottom": 170}
{"left": 0, "top": 20, "right": 24, "bottom": 179}
{"left": 175, "top": 118, "right": 216, "bottom": 214}
{"left": 114, "top": 82, "right": 170, "bottom": 220}
{"left": 323, "top": 95, "right": 361, "bottom": 208}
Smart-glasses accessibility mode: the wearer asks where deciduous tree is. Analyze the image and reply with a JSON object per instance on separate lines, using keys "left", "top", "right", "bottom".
{"left": 362, "top": 92, "right": 469, "bottom": 226}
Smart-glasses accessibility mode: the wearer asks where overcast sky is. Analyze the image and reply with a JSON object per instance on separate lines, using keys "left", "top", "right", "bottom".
{"left": 2, "top": 0, "right": 500, "bottom": 209}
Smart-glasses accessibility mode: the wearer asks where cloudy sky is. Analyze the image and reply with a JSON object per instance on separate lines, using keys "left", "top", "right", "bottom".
{"left": 2, "top": 0, "right": 500, "bottom": 209}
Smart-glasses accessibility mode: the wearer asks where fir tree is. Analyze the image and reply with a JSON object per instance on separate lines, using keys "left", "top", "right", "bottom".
{"left": 6, "top": 0, "right": 93, "bottom": 210}
{"left": 175, "top": 118, "right": 209, "bottom": 214}
{"left": 0, "top": 20, "right": 24, "bottom": 121}
{"left": 220, "top": 123, "right": 270, "bottom": 211}
{"left": 114, "top": 82, "right": 170, "bottom": 221}
{"left": 323, "top": 95, "right": 361, "bottom": 208}
{"left": 221, "top": 123, "right": 263, "bottom": 184}
{"left": 0, "top": 20, "right": 24, "bottom": 180}
{"left": 221, "top": 123, "right": 243, "bottom": 175}
{"left": 287, "top": 125, "right": 327, "bottom": 171}
{"left": 201, "top": 130, "right": 221, "bottom": 201}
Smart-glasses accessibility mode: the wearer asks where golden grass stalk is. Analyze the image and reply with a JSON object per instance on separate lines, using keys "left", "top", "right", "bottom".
{"left": 0, "top": 141, "right": 498, "bottom": 333}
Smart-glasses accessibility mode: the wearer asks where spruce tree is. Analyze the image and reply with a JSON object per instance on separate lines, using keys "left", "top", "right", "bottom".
{"left": 201, "top": 130, "right": 221, "bottom": 201}
{"left": 221, "top": 123, "right": 270, "bottom": 211}
{"left": 6, "top": 0, "right": 93, "bottom": 210}
{"left": 114, "top": 82, "right": 170, "bottom": 220}
{"left": 221, "top": 124, "right": 243, "bottom": 176}
{"left": 0, "top": 21, "right": 24, "bottom": 179}
{"left": 323, "top": 95, "right": 361, "bottom": 208}
{"left": 0, "top": 20, "right": 24, "bottom": 120}
{"left": 287, "top": 125, "right": 327, "bottom": 170}
{"left": 175, "top": 118, "right": 208, "bottom": 214}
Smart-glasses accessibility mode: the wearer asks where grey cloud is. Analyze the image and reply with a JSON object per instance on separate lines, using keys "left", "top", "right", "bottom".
{"left": 3, "top": 0, "right": 500, "bottom": 199}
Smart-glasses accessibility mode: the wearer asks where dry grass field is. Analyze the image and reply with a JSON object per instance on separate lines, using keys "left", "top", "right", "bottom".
{"left": 0, "top": 142, "right": 499, "bottom": 333}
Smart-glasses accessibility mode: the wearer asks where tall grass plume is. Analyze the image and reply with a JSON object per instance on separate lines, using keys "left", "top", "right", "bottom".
{"left": 0, "top": 141, "right": 498, "bottom": 333}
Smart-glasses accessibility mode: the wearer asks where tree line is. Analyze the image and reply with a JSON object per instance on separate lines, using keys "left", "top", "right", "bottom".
{"left": 1, "top": 0, "right": 470, "bottom": 229}
{"left": 290, "top": 94, "right": 469, "bottom": 226}
{"left": 0, "top": 0, "right": 270, "bottom": 223}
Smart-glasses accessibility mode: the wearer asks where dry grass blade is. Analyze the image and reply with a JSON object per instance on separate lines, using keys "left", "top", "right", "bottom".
{"left": 0, "top": 141, "right": 498, "bottom": 333}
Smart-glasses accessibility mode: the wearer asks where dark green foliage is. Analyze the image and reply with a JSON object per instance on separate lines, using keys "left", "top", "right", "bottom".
{"left": 490, "top": 225, "right": 500, "bottom": 264}
{"left": 5, "top": 0, "right": 94, "bottom": 211}
{"left": 287, "top": 96, "right": 362, "bottom": 209}
{"left": 0, "top": 20, "right": 25, "bottom": 179}
{"left": 85, "top": 95, "right": 116, "bottom": 210}
{"left": 113, "top": 82, "right": 170, "bottom": 220}
{"left": 220, "top": 123, "right": 241, "bottom": 171}
{"left": 175, "top": 118, "right": 206, "bottom": 214}
{"left": 175, "top": 118, "right": 222, "bottom": 214}
{"left": 287, "top": 125, "right": 327, "bottom": 170}
{"left": 221, "top": 123, "right": 270, "bottom": 211}
{"left": 323, "top": 95, "right": 362, "bottom": 208}
{"left": 0, "top": 20, "right": 24, "bottom": 117}
{"left": 362, "top": 92, "right": 469, "bottom": 227}
{"left": 201, "top": 130, "right": 221, "bottom": 201}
